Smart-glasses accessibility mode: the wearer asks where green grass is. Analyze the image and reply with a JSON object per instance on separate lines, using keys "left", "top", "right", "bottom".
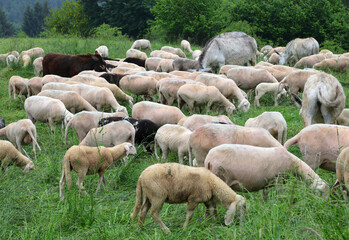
{"left": 0, "top": 37, "right": 349, "bottom": 239}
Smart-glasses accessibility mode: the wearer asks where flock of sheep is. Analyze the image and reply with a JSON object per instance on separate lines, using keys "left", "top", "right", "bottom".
{"left": 1, "top": 33, "right": 349, "bottom": 233}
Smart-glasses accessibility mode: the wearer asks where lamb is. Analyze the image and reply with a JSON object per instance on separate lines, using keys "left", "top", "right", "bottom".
{"left": 0, "top": 140, "right": 34, "bottom": 172}
{"left": 8, "top": 75, "right": 29, "bottom": 102}
{"left": 181, "top": 40, "right": 193, "bottom": 53}
{"left": 300, "top": 72, "right": 345, "bottom": 127}
{"left": 336, "top": 109, "right": 349, "bottom": 126}
{"left": 177, "top": 84, "right": 236, "bottom": 116}
{"left": 132, "top": 101, "right": 185, "bottom": 127}
{"left": 172, "top": 58, "right": 199, "bottom": 71}
{"left": 155, "top": 59, "right": 174, "bottom": 72}
{"left": 254, "top": 82, "right": 287, "bottom": 107}
{"left": 335, "top": 147, "right": 349, "bottom": 195}
{"left": 145, "top": 57, "right": 162, "bottom": 71}
{"left": 205, "top": 144, "right": 329, "bottom": 194}
{"left": 0, "top": 119, "right": 41, "bottom": 158}
{"left": 131, "top": 39, "right": 152, "bottom": 51}
{"left": 80, "top": 121, "right": 135, "bottom": 147}
{"left": 244, "top": 112, "right": 287, "bottom": 144}
{"left": 38, "top": 90, "right": 97, "bottom": 113}
{"left": 6, "top": 54, "right": 18, "bottom": 67}
{"left": 195, "top": 73, "right": 250, "bottom": 112}
{"left": 95, "top": 45, "right": 108, "bottom": 58}
{"left": 27, "top": 77, "right": 43, "bottom": 96}
{"left": 154, "top": 124, "right": 192, "bottom": 164}
{"left": 131, "top": 162, "right": 246, "bottom": 233}
{"left": 119, "top": 75, "right": 158, "bottom": 101}
{"left": 226, "top": 67, "right": 278, "bottom": 90}
{"left": 294, "top": 54, "right": 325, "bottom": 68}
{"left": 33, "top": 57, "right": 43, "bottom": 76}
{"left": 191, "top": 50, "right": 202, "bottom": 61}
{"left": 98, "top": 117, "right": 159, "bottom": 152}
{"left": 126, "top": 49, "right": 147, "bottom": 61}
{"left": 284, "top": 124, "right": 349, "bottom": 171}
{"left": 150, "top": 50, "right": 180, "bottom": 59}
{"left": 24, "top": 96, "right": 73, "bottom": 132}
{"left": 178, "top": 114, "right": 233, "bottom": 131}
{"left": 161, "top": 46, "right": 186, "bottom": 58}
{"left": 189, "top": 123, "right": 283, "bottom": 167}
{"left": 64, "top": 111, "right": 127, "bottom": 148}
{"left": 59, "top": 142, "right": 137, "bottom": 200}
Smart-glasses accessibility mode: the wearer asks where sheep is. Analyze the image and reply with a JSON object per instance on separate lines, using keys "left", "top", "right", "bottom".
{"left": 126, "top": 49, "right": 147, "bottom": 61}
{"left": 161, "top": 46, "right": 186, "bottom": 58}
{"left": 267, "top": 53, "right": 280, "bottom": 64}
{"left": 99, "top": 72, "right": 126, "bottom": 86}
{"left": 260, "top": 45, "right": 273, "bottom": 55}
{"left": 337, "top": 109, "right": 349, "bottom": 126}
{"left": 131, "top": 39, "right": 152, "bottom": 51}
{"left": 59, "top": 142, "right": 137, "bottom": 200}
{"left": 24, "top": 96, "right": 73, "bottom": 132}
{"left": 219, "top": 65, "right": 241, "bottom": 75}
{"left": 123, "top": 57, "right": 146, "bottom": 68}
{"left": 119, "top": 75, "right": 158, "bottom": 101}
{"left": 145, "top": 57, "right": 162, "bottom": 71}
{"left": 95, "top": 45, "right": 108, "bottom": 58}
{"left": 294, "top": 54, "right": 325, "bottom": 68}
{"left": 0, "top": 117, "right": 4, "bottom": 129}
{"left": 254, "top": 65, "right": 287, "bottom": 81}
{"left": 21, "top": 54, "right": 31, "bottom": 67}
{"left": 191, "top": 50, "right": 202, "bottom": 61}
{"left": 0, "top": 140, "right": 35, "bottom": 172}
{"left": 111, "top": 66, "right": 144, "bottom": 75}
{"left": 38, "top": 90, "right": 97, "bottom": 113}
{"left": 154, "top": 124, "right": 192, "bottom": 164}
{"left": 254, "top": 82, "right": 287, "bottom": 107}
{"left": 195, "top": 73, "right": 250, "bottom": 112}
{"left": 19, "top": 47, "right": 44, "bottom": 61}
{"left": 71, "top": 74, "right": 109, "bottom": 84}
{"left": 132, "top": 101, "right": 185, "bottom": 127}
{"left": 150, "top": 50, "right": 180, "bottom": 59}
{"left": 189, "top": 123, "right": 283, "bottom": 167}
{"left": 244, "top": 112, "right": 287, "bottom": 144}
{"left": 177, "top": 84, "right": 236, "bottom": 116}
{"left": 8, "top": 75, "right": 29, "bottom": 102}
{"left": 131, "top": 162, "right": 246, "bottom": 233}
{"left": 155, "top": 59, "right": 174, "bottom": 72}
{"left": 27, "top": 77, "right": 43, "bottom": 96}
{"left": 41, "top": 74, "right": 71, "bottom": 86}
{"left": 205, "top": 144, "right": 329, "bottom": 194}
{"left": 314, "top": 57, "right": 349, "bottom": 73}
{"left": 33, "top": 57, "right": 43, "bottom": 76}
{"left": 181, "top": 40, "right": 193, "bottom": 53}
{"left": 336, "top": 147, "right": 349, "bottom": 196}
{"left": 179, "top": 114, "right": 233, "bottom": 131}
{"left": 264, "top": 47, "right": 285, "bottom": 61}
{"left": 98, "top": 117, "right": 159, "bottom": 152}
{"left": 6, "top": 54, "right": 18, "bottom": 67}
{"left": 0, "top": 119, "right": 41, "bottom": 158}
{"left": 80, "top": 121, "right": 135, "bottom": 147}
{"left": 172, "top": 58, "right": 199, "bottom": 71}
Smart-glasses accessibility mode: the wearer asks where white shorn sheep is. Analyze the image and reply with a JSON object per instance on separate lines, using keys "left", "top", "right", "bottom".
{"left": 95, "top": 45, "right": 108, "bottom": 58}
{"left": 0, "top": 140, "right": 35, "bottom": 172}
{"left": 131, "top": 162, "right": 246, "bottom": 233}
{"left": 8, "top": 75, "right": 29, "bottom": 102}
{"left": 59, "top": 142, "right": 137, "bottom": 200}
{"left": 181, "top": 40, "right": 193, "bottom": 53}
{"left": 33, "top": 57, "right": 43, "bottom": 76}
{"left": 126, "top": 49, "right": 147, "bottom": 61}
{"left": 254, "top": 82, "right": 287, "bottom": 107}
{"left": 154, "top": 124, "right": 192, "bottom": 164}
{"left": 131, "top": 39, "right": 152, "bottom": 51}
{"left": 6, "top": 54, "right": 18, "bottom": 68}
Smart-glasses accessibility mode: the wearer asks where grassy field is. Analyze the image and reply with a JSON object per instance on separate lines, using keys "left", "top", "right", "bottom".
{"left": 0, "top": 37, "right": 349, "bottom": 239}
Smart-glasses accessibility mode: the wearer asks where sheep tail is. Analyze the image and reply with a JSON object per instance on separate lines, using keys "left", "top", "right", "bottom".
{"left": 131, "top": 179, "right": 143, "bottom": 220}
{"left": 317, "top": 85, "right": 341, "bottom": 108}
{"left": 284, "top": 134, "right": 299, "bottom": 149}
{"left": 63, "top": 158, "right": 72, "bottom": 189}
{"left": 154, "top": 139, "right": 160, "bottom": 161}
{"left": 291, "top": 94, "right": 302, "bottom": 106}
{"left": 64, "top": 118, "right": 73, "bottom": 149}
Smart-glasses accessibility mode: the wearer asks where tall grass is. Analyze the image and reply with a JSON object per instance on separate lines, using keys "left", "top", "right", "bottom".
{"left": 0, "top": 37, "right": 348, "bottom": 239}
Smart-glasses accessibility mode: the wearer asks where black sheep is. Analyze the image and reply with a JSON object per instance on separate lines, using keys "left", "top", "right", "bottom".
{"left": 123, "top": 57, "right": 146, "bottom": 68}
{"left": 99, "top": 73, "right": 127, "bottom": 87}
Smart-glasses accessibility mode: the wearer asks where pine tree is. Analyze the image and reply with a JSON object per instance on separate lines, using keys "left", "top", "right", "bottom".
{"left": 0, "top": 8, "right": 15, "bottom": 37}
{"left": 22, "top": 4, "right": 35, "bottom": 37}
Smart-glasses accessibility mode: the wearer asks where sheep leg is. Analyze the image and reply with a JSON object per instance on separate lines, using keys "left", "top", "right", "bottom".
{"left": 48, "top": 118, "right": 55, "bottom": 132}
{"left": 178, "top": 151, "right": 184, "bottom": 164}
{"left": 1, "top": 155, "right": 11, "bottom": 172}
{"left": 149, "top": 201, "right": 170, "bottom": 233}
{"left": 183, "top": 201, "right": 198, "bottom": 229}
{"left": 161, "top": 147, "right": 169, "bottom": 162}
{"left": 95, "top": 175, "right": 105, "bottom": 194}
{"left": 274, "top": 93, "right": 279, "bottom": 106}
{"left": 76, "top": 172, "right": 87, "bottom": 195}
{"left": 59, "top": 173, "right": 66, "bottom": 200}
{"left": 139, "top": 197, "right": 151, "bottom": 226}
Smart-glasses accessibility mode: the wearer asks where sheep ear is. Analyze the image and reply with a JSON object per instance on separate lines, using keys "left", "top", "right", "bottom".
{"left": 124, "top": 144, "right": 130, "bottom": 156}
{"left": 224, "top": 202, "right": 237, "bottom": 225}
{"left": 225, "top": 198, "right": 246, "bottom": 225}
{"left": 23, "top": 163, "right": 31, "bottom": 173}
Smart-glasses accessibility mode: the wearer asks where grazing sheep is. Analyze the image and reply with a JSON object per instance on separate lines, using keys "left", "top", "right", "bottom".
{"left": 131, "top": 39, "right": 152, "bottom": 51}
{"left": 95, "top": 45, "right": 108, "bottom": 58}
{"left": 145, "top": 57, "right": 162, "bottom": 71}
{"left": 27, "top": 77, "right": 43, "bottom": 96}
{"left": 300, "top": 72, "right": 345, "bottom": 127}
{"left": 33, "top": 57, "right": 43, "bottom": 76}
{"left": 195, "top": 73, "right": 250, "bottom": 112}
{"left": 260, "top": 45, "right": 273, "bottom": 55}
{"left": 150, "top": 50, "right": 180, "bottom": 59}
{"left": 80, "top": 121, "right": 135, "bottom": 147}
{"left": 254, "top": 82, "right": 287, "bottom": 107}
{"left": 0, "top": 140, "right": 34, "bottom": 172}
{"left": 64, "top": 111, "right": 127, "bottom": 148}
{"left": 0, "top": 117, "right": 4, "bottom": 129}
{"left": 294, "top": 54, "right": 325, "bottom": 68}
{"left": 0, "top": 51, "right": 19, "bottom": 63}
{"left": 191, "top": 50, "right": 202, "bottom": 61}
{"left": 38, "top": 90, "right": 97, "bottom": 113}
{"left": 131, "top": 163, "right": 246, "bottom": 233}
{"left": 336, "top": 109, "right": 349, "bottom": 126}
{"left": 21, "top": 54, "right": 31, "bottom": 67}
{"left": 24, "top": 96, "right": 73, "bottom": 132}
{"left": 41, "top": 74, "right": 71, "bottom": 86}
{"left": 119, "top": 75, "right": 158, "bottom": 101}
{"left": 181, "top": 40, "right": 193, "bottom": 53}
{"left": 177, "top": 84, "right": 236, "bottom": 116}
{"left": 98, "top": 117, "right": 159, "bottom": 152}
{"left": 71, "top": 74, "right": 109, "bottom": 84}
{"left": 99, "top": 72, "right": 126, "bottom": 86}
{"left": 59, "top": 142, "right": 137, "bottom": 200}
{"left": 267, "top": 53, "right": 280, "bottom": 64}
{"left": 126, "top": 49, "right": 147, "bottom": 61}
{"left": 8, "top": 75, "right": 29, "bottom": 102}
{"left": 156, "top": 59, "right": 174, "bottom": 72}
{"left": 172, "top": 58, "right": 199, "bottom": 71}
{"left": 0, "top": 119, "right": 41, "bottom": 158}
{"left": 123, "top": 57, "right": 146, "bottom": 68}
{"left": 179, "top": 114, "right": 233, "bottom": 131}
{"left": 161, "top": 46, "right": 186, "bottom": 58}
{"left": 6, "top": 54, "right": 18, "bottom": 67}
{"left": 336, "top": 147, "right": 349, "bottom": 195}
{"left": 244, "top": 112, "right": 287, "bottom": 144}
{"left": 314, "top": 57, "right": 349, "bottom": 73}
{"left": 189, "top": 123, "right": 283, "bottom": 167}
{"left": 254, "top": 65, "right": 287, "bottom": 81}
{"left": 154, "top": 124, "right": 192, "bottom": 164}
{"left": 205, "top": 144, "right": 329, "bottom": 194}
{"left": 284, "top": 124, "right": 349, "bottom": 171}
{"left": 219, "top": 65, "right": 241, "bottom": 75}
{"left": 264, "top": 47, "right": 285, "bottom": 61}
{"left": 19, "top": 47, "right": 44, "bottom": 61}
{"left": 132, "top": 101, "right": 185, "bottom": 127}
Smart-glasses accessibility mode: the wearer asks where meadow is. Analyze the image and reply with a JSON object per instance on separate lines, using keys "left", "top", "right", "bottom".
{"left": 0, "top": 37, "right": 348, "bottom": 239}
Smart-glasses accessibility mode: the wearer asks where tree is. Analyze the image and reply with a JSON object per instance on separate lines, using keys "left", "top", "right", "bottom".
{"left": 22, "top": 0, "right": 51, "bottom": 37}
{"left": 0, "top": 7, "right": 15, "bottom": 37}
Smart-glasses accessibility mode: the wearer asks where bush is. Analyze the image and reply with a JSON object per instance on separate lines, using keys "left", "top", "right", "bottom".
{"left": 90, "top": 24, "right": 124, "bottom": 40}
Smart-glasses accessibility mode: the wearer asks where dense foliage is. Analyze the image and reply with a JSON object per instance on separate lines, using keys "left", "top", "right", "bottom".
{"left": 0, "top": 8, "right": 15, "bottom": 37}
{"left": 22, "top": 0, "right": 51, "bottom": 37}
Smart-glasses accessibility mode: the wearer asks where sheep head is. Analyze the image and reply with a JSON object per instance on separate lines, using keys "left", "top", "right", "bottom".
{"left": 224, "top": 196, "right": 246, "bottom": 225}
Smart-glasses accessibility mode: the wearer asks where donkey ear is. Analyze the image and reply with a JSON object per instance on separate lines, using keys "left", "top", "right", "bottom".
{"left": 92, "top": 54, "right": 100, "bottom": 61}
{"left": 274, "top": 50, "right": 280, "bottom": 55}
